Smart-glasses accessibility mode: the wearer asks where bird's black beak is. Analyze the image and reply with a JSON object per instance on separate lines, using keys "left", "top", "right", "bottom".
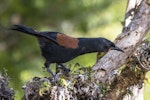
{"left": 110, "top": 46, "right": 124, "bottom": 53}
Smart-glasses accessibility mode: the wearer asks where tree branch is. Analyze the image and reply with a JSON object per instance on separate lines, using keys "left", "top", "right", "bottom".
{"left": 93, "top": 0, "right": 150, "bottom": 82}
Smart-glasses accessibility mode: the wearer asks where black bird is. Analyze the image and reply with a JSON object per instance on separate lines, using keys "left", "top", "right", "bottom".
{"left": 10, "top": 25, "right": 124, "bottom": 77}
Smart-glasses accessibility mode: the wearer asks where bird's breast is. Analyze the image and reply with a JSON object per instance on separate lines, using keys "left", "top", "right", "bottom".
{"left": 40, "top": 43, "right": 80, "bottom": 63}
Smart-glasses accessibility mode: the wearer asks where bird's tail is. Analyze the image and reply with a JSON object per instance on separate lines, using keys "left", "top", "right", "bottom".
{"left": 9, "top": 24, "right": 38, "bottom": 36}
{"left": 9, "top": 24, "right": 58, "bottom": 44}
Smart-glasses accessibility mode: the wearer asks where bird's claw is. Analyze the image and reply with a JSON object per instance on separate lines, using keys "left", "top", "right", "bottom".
{"left": 59, "top": 64, "right": 70, "bottom": 76}
{"left": 62, "top": 67, "right": 70, "bottom": 73}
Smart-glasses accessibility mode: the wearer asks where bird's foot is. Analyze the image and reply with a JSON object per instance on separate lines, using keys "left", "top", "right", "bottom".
{"left": 44, "top": 61, "right": 58, "bottom": 84}
{"left": 46, "top": 67, "right": 59, "bottom": 84}
{"left": 62, "top": 67, "right": 70, "bottom": 73}
{"left": 57, "top": 64, "right": 70, "bottom": 77}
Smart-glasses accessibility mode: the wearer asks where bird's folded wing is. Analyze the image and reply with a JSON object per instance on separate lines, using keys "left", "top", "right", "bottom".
{"left": 56, "top": 33, "right": 79, "bottom": 49}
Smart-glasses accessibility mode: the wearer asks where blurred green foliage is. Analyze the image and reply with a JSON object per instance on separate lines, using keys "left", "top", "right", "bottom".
{"left": 0, "top": 0, "right": 149, "bottom": 100}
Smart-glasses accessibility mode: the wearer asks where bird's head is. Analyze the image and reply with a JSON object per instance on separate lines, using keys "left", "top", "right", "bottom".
{"left": 101, "top": 38, "right": 124, "bottom": 53}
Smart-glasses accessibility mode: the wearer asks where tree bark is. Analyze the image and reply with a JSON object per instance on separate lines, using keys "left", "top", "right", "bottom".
{"left": 93, "top": 0, "right": 150, "bottom": 99}
{"left": 93, "top": 0, "right": 150, "bottom": 82}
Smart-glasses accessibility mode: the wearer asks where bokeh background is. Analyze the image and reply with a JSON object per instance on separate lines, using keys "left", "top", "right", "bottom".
{"left": 0, "top": 0, "right": 149, "bottom": 100}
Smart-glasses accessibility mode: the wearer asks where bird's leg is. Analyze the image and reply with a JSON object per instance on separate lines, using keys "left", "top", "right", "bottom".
{"left": 44, "top": 61, "right": 55, "bottom": 78}
{"left": 55, "top": 63, "right": 59, "bottom": 74}
{"left": 58, "top": 63, "right": 70, "bottom": 73}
